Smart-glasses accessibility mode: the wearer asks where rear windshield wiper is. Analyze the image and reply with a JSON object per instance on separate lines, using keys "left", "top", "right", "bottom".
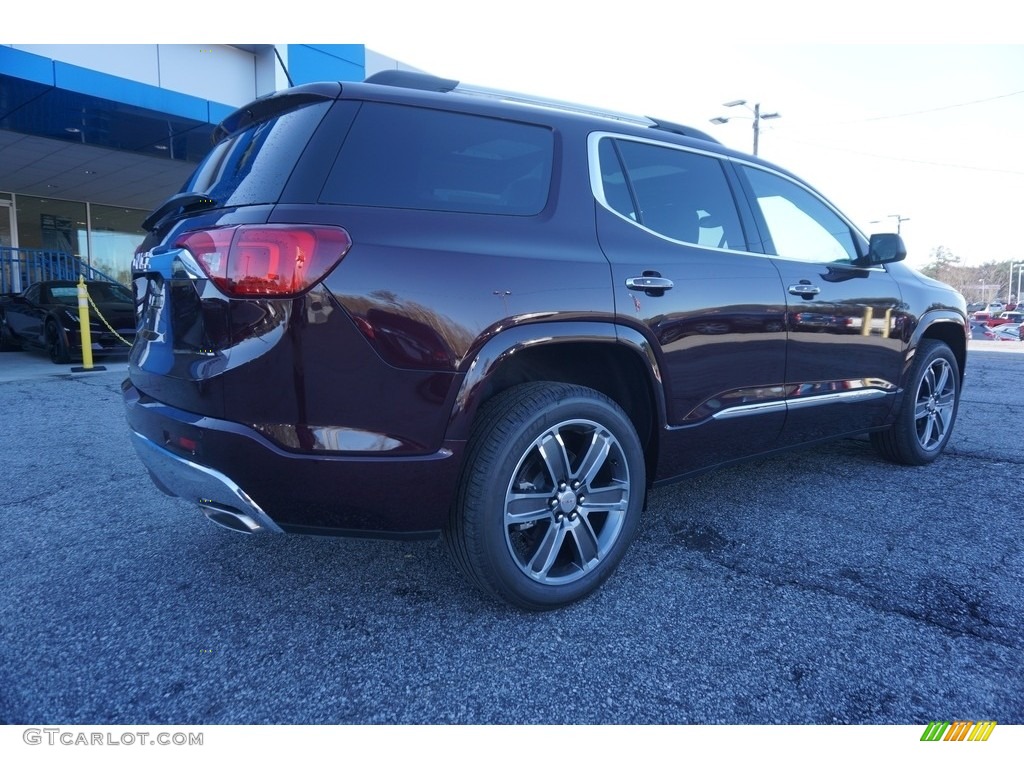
{"left": 141, "top": 192, "right": 218, "bottom": 233}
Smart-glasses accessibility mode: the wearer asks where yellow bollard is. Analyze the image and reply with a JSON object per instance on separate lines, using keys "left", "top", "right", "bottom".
{"left": 70, "top": 276, "right": 105, "bottom": 373}
{"left": 77, "top": 276, "right": 94, "bottom": 370}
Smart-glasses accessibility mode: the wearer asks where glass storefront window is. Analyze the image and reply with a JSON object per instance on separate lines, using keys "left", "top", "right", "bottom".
{"left": 87, "top": 204, "right": 147, "bottom": 286}
{"left": 15, "top": 197, "right": 87, "bottom": 255}
{"left": 8, "top": 195, "right": 147, "bottom": 287}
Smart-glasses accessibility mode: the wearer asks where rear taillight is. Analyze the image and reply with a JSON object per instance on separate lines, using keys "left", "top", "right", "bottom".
{"left": 174, "top": 225, "right": 352, "bottom": 297}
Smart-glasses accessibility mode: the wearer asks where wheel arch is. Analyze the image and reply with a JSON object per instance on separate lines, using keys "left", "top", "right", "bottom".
{"left": 446, "top": 322, "right": 665, "bottom": 481}
{"left": 911, "top": 312, "right": 967, "bottom": 382}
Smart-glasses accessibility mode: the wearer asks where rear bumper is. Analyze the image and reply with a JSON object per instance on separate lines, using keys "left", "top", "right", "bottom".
{"left": 129, "top": 430, "right": 284, "bottom": 534}
{"left": 122, "top": 381, "right": 462, "bottom": 537}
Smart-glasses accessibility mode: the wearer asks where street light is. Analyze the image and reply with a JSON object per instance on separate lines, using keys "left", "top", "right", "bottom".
{"left": 709, "top": 99, "right": 781, "bottom": 156}
{"left": 869, "top": 214, "right": 910, "bottom": 234}
{"left": 1010, "top": 261, "right": 1024, "bottom": 306}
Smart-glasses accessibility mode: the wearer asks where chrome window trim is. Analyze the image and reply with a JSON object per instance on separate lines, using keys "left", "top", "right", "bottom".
{"left": 587, "top": 131, "right": 754, "bottom": 256}
{"left": 588, "top": 131, "right": 881, "bottom": 269}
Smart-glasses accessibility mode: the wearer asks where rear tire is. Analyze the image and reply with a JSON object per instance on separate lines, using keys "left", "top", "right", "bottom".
{"left": 444, "top": 382, "right": 645, "bottom": 610}
{"left": 871, "top": 339, "right": 960, "bottom": 465}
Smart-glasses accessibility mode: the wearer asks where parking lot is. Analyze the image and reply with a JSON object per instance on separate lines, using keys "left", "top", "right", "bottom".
{"left": 0, "top": 341, "right": 1021, "bottom": 725}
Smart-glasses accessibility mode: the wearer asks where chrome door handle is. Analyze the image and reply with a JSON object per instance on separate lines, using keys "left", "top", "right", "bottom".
{"left": 626, "top": 276, "right": 674, "bottom": 292}
{"left": 788, "top": 284, "right": 821, "bottom": 296}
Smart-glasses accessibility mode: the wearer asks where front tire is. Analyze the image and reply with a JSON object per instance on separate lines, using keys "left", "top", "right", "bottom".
{"left": 0, "top": 314, "right": 20, "bottom": 351}
{"left": 46, "top": 320, "right": 71, "bottom": 364}
{"left": 871, "top": 339, "right": 960, "bottom": 465}
{"left": 445, "top": 382, "right": 645, "bottom": 610}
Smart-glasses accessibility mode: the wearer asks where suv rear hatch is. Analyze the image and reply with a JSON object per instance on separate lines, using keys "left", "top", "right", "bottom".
{"left": 129, "top": 84, "right": 346, "bottom": 420}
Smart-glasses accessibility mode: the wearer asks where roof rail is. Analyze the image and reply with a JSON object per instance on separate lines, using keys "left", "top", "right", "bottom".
{"left": 363, "top": 70, "right": 722, "bottom": 144}
{"left": 363, "top": 70, "right": 458, "bottom": 92}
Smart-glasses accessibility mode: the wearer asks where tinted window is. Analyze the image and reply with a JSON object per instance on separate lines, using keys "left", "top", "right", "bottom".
{"left": 47, "top": 286, "right": 78, "bottom": 305}
{"left": 321, "top": 103, "right": 553, "bottom": 215}
{"left": 184, "top": 102, "right": 331, "bottom": 207}
{"left": 741, "top": 167, "right": 857, "bottom": 263}
{"left": 599, "top": 137, "right": 744, "bottom": 250}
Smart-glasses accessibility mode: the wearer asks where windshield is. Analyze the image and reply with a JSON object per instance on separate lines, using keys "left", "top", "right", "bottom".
{"left": 47, "top": 283, "right": 132, "bottom": 305}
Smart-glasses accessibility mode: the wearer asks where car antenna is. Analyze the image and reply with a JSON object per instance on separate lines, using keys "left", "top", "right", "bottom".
{"left": 274, "top": 47, "right": 294, "bottom": 88}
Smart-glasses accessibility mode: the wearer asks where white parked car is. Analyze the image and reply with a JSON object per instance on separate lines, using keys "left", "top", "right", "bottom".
{"left": 992, "top": 323, "right": 1022, "bottom": 342}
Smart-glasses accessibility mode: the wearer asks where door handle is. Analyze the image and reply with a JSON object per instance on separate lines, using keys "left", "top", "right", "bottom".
{"left": 626, "top": 276, "right": 674, "bottom": 293}
{"left": 788, "top": 284, "right": 821, "bottom": 297}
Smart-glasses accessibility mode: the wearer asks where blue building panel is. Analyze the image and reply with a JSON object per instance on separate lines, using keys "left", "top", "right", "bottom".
{"left": 208, "top": 101, "right": 236, "bottom": 126}
{"left": 0, "top": 46, "right": 55, "bottom": 86}
{"left": 286, "top": 44, "right": 366, "bottom": 84}
{"left": 54, "top": 62, "right": 211, "bottom": 123}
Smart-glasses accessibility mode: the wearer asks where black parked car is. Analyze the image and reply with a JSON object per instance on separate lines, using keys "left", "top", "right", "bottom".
{"left": 0, "top": 279, "right": 135, "bottom": 363}
{"left": 124, "top": 72, "right": 968, "bottom": 610}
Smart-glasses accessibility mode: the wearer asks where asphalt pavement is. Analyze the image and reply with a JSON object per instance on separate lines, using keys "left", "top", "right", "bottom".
{"left": 0, "top": 341, "right": 1021, "bottom": 725}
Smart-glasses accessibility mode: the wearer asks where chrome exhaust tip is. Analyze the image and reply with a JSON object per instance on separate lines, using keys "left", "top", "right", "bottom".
{"left": 200, "top": 501, "right": 266, "bottom": 534}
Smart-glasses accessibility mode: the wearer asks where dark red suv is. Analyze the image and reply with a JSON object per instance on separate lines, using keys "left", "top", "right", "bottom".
{"left": 124, "top": 72, "right": 968, "bottom": 609}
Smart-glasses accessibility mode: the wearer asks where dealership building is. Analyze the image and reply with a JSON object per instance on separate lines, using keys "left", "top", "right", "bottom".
{"left": 0, "top": 44, "right": 413, "bottom": 291}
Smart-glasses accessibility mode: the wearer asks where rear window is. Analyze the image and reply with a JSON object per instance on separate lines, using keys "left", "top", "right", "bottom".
{"left": 183, "top": 101, "right": 332, "bottom": 207}
{"left": 320, "top": 103, "right": 553, "bottom": 215}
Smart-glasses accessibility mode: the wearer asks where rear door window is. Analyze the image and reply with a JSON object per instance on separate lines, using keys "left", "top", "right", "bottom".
{"left": 596, "top": 137, "right": 745, "bottom": 250}
{"left": 320, "top": 103, "right": 553, "bottom": 215}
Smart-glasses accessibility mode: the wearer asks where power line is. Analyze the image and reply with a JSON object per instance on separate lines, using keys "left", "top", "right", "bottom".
{"left": 833, "top": 89, "right": 1024, "bottom": 125}
{"left": 774, "top": 134, "right": 1024, "bottom": 175}
{"left": 856, "top": 89, "right": 1024, "bottom": 122}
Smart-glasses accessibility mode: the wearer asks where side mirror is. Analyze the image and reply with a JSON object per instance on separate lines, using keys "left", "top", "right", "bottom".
{"left": 861, "top": 233, "right": 907, "bottom": 266}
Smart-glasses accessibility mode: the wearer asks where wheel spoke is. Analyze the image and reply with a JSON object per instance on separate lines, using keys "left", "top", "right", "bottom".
{"left": 931, "top": 361, "right": 951, "bottom": 397}
{"left": 922, "top": 366, "right": 937, "bottom": 397}
{"left": 920, "top": 414, "right": 936, "bottom": 447}
{"left": 578, "top": 482, "right": 629, "bottom": 513}
{"left": 505, "top": 492, "right": 555, "bottom": 525}
{"left": 573, "top": 429, "right": 612, "bottom": 488}
{"left": 568, "top": 519, "right": 600, "bottom": 571}
{"left": 527, "top": 523, "right": 567, "bottom": 579}
{"left": 537, "top": 431, "right": 571, "bottom": 485}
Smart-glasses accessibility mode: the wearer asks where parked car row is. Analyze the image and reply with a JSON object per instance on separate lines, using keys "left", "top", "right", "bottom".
{"left": 970, "top": 318, "right": 1022, "bottom": 342}
{"left": 969, "top": 309, "right": 1023, "bottom": 329}
{"left": 0, "top": 279, "right": 136, "bottom": 363}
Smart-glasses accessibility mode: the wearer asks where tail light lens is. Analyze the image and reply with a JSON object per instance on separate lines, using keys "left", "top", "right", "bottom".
{"left": 174, "top": 225, "right": 352, "bottom": 297}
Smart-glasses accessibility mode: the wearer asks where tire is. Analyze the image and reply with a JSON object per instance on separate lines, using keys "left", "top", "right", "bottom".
{"left": 871, "top": 339, "right": 960, "bottom": 465}
{"left": 0, "top": 314, "right": 20, "bottom": 352}
{"left": 46, "top": 320, "right": 71, "bottom": 364}
{"left": 444, "top": 382, "right": 645, "bottom": 610}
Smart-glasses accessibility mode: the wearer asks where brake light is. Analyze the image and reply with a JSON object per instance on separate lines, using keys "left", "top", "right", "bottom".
{"left": 174, "top": 225, "right": 352, "bottom": 297}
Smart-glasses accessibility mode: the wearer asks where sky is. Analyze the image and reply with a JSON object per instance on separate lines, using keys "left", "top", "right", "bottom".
{"left": 12, "top": 2, "right": 1024, "bottom": 270}
{"left": 352, "top": 11, "right": 1024, "bottom": 271}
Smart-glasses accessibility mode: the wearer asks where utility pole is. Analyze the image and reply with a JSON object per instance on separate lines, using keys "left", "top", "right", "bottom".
{"left": 710, "top": 100, "right": 781, "bottom": 156}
